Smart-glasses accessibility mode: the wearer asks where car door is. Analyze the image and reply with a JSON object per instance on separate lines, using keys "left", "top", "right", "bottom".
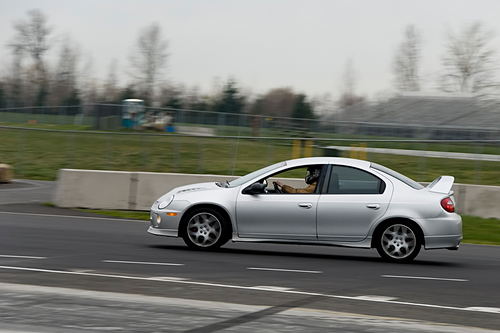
{"left": 236, "top": 187, "right": 319, "bottom": 241}
{"left": 317, "top": 165, "right": 393, "bottom": 242}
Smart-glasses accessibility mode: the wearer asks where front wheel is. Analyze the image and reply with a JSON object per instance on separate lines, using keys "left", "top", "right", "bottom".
{"left": 376, "top": 222, "right": 421, "bottom": 262}
{"left": 181, "top": 208, "right": 229, "bottom": 250}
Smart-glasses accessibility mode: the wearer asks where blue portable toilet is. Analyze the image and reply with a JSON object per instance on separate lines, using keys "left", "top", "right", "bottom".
{"left": 122, "top": 99, "right": 145, "bottom": 128}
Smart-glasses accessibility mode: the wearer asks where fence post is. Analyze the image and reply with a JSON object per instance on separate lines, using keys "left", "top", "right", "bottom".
{"left": 418, "top": 142, "right": 427, "bottom": 183}
{"left": 197, "top": 136, "right": 205, "bottom": 174}
{"left": 218, "top": 113, "right": 225, "bottom": 136}
{"left": 16, "top": 129, "right": 25, "bottom": 178}
{"left": 66, "top": 131, "right": 75, "bottom": 168}
{"left": 142, "top": 134, "right": 149, "bottom": 171}
{"left": 105, "top": 132, "right": 114, "bottom": 169}
{"left": 474, "top": 142, "right": 483, "bottom": 185}
{"left": 171, "top": 135, "right": 180, "bottom": 173}
{"left": 267, "top": 138, "right": 276, "bottom": 165}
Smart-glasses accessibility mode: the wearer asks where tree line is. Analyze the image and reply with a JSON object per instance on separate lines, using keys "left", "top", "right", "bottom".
{"left": 1, "top": 9, "right": 499, "bottom": 119}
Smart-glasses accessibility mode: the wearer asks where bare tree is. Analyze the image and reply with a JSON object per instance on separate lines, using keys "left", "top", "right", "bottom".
{"left": 338, "top": 59, "right": 363, "bottom": 108}
{"left": 251, "top": 88, "right": 296, "bottom": 118}
{"left": 441, "top": 22, "right": 499, "bottom": 95}
{"left": 10, "top": 9, "right": 52, "bottom": 83}
{"left": 52, "top": 36, "right": 80, "bottom": 105}
{"left": 311, "top": 93, "right": 336, "bottom": 117}
{"left": 128, "top": 23, "right": 168, "bottom": 105}
{"left": 79, "top": 55, "right": 98, "bottom": 105}
{"left": 103, "top": 59, "right": 119, "bottom": 102}
{"left": 5, "top": 45, "right": 25, "bottom": 107}
{"left": 393, "top": 25, "right": 421, "bottom": 91}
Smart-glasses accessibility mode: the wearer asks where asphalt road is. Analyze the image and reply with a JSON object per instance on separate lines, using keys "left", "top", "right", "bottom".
{"left": 0, "top": 180, "right": 499, "bottom": 332}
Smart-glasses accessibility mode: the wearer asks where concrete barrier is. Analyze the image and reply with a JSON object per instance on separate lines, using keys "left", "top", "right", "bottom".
{"left": 53, "top": 169, "right": 500, "bottom": 219}
{"left": 54, "top": 170, "right": 132, "bottom": 210}
{"left": 0, "top": 164, "right": 13, "bottom": 183}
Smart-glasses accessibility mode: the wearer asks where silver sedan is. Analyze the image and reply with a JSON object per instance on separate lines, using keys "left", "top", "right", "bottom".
{"left": 148, "top": 157, "right": 462, "bottom": 262}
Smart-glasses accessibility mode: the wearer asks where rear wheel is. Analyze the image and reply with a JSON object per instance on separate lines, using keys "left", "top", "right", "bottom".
{"left": 181, "top": 208, "right": 229, "bottom": 250}
{"left": 376, "top": 222, "right": 421, "bottom": 262}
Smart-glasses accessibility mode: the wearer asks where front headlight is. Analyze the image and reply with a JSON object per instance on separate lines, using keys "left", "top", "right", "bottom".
{"left": 158, "top": 195, "right": 174, "bottom": 209}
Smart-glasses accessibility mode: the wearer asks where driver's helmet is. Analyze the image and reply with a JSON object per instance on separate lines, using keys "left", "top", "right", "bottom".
{"left": 305, "top": 166, "right": 321, "bottom": 185}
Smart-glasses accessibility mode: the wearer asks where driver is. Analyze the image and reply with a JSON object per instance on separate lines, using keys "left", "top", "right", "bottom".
{"left": 273, "top": 166, "right": 321, "bottom": 194}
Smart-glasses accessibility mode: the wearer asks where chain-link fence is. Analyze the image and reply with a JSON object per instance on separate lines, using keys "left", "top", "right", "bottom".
{"left": 1, "top": 99, "right": 500, "bottom": 184}
{"left": 2, "top": 98, "right": 500, "bottom": 140}
{"left": 1, "top": 125, "right": 500, "bottom": 186}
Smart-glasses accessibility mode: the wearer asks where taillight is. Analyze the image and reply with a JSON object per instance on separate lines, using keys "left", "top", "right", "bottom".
{"left": 441, "top": 197, "right": 455, "bottom": 213}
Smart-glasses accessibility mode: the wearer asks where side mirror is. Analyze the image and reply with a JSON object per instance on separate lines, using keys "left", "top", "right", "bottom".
{"left": 243, "top": 182, "right": 266, "bottom": 195}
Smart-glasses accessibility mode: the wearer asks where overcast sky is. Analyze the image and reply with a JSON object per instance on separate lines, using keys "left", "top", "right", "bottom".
{"left": 1, "top": 0, "right": 499, "bottom": 100}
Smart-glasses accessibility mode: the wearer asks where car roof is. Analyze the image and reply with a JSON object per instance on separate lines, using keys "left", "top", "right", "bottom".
{"left": 284, "top": 157, "right": 372, "bottom": 169}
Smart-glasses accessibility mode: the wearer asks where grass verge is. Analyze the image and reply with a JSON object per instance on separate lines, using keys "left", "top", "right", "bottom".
{"left": 462, "top": 215, "right": 500, "bottom": 245}
{"left": 78, "top": 209, "right": 150, "bottom": 221}
{"left": 2, "top": 126, "right": 500, "bottom": 185}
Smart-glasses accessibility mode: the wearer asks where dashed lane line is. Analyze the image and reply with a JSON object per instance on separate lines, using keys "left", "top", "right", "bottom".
{"left": 382, "top": 275, "right": 468, "bottom": 282}
{"left": 103, "top": 260, "right": 184, "bottom": 266}
{"left": 248, "top": 267, "right": 322, "bottom": 274}
{"left": 0, "top": 255, "right": 46, "bottom": 259}
{"left": 0, "top": 265, "right": 496, "bottom": 315}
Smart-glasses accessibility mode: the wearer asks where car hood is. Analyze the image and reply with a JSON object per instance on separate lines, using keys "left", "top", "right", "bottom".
{"left": 156, "top": 182, "right": 226, "bottom": 203}
{"left": 173, "top": 182, "right": 223, "bottom": 195}
{"left": 427, "top": 176, "right": 454, "bottom": 194}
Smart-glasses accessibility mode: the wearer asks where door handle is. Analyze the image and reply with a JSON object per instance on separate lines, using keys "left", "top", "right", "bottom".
{"left": 298, "top": 203, "right": 313, "bottom": 209}
{"left": 366, "top": 204, "right": 381, "bottom": 210}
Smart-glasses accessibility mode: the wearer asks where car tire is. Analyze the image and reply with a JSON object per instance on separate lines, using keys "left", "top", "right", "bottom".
{"left": 181, "top": 208, "right": 229, "bottom": 250}
{"left": 375, "top": 221, "right": 421, "bottom": 262}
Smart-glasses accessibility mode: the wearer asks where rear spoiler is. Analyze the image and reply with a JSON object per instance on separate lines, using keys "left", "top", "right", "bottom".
{"left": 427, "top": 176, "right": 454, "bottom": 195}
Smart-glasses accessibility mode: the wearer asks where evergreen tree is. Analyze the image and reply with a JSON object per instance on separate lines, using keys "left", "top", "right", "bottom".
{"left": 164, "top": 96, "right": 183, "bottom": 109}
{"left": 214, "top": 79, "right": 245, "bottom": 113}
{"left": 120, "top": 85, "right": 137, "bottom": 101}
{"left": 0, "top": 84, "right": 6, "bottom": 109}
{"left": 63, "top": 88, "right": 81, "bottom": 106}
{"left": 36, "top": 84, "right": 49, "bottom": 106}
{"left": 291, "top": 94, "right": 315, "bottom": 119}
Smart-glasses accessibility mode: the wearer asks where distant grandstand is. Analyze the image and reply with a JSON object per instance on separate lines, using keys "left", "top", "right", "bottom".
{"left": 332, "top": 92, "right": 500, "bottom": 140}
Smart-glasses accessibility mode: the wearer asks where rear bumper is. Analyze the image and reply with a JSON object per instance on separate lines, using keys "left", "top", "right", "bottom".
{"left": 424, "top": 234, "right": 462, "bottom": 250}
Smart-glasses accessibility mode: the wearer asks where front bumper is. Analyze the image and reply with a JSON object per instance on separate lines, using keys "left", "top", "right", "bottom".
{"left": 147, "top": 226, "right": 178, "bottom": 237}
{"left": 148, "top": 200, "right": 190, "bottom": 237}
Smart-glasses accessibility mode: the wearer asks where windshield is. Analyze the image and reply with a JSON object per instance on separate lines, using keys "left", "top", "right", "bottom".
{"left": 371, "top": 163, "right": 424, "bottom": 190}
{"left": 226, "top": 162, "right": 285, "bottom": 188}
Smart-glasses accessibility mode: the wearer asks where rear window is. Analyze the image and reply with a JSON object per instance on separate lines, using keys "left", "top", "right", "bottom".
{"left": 328, "top": 165, "right": 385, "bottom": 194}
{"left": 371, "top": 163, "right": 424, "bottom": 190}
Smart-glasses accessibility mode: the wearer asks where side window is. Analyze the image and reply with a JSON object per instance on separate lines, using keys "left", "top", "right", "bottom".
{"left": 327, "top": 165, "right": 385, "bottom": 194}
{"left": 266, "top": 165, "right": 324, "bottom": 194}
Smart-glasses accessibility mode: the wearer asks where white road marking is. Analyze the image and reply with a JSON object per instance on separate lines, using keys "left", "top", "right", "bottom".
{"left": 103, "top": 260, "right": 184, "bottom": 266}
{"left": 0, "top": 265, "right": 495, "bottom": 315}
{"left": 148, "top": 276, "right": 189, "bottom": 282}
{"left": 352, "top": 295, "right": 398, "bottom": 302}
{"left": 69, "top": 269, "right": 95, "bottom": 273}
{"left": 0, "top": 179, "right": 50, "bottom": 192}
{"left": 253, "top": 286, "right": 293, "bottom": 291}
{"left": 0, "top": 210, "right": 148, "bottom": 223}
{"left": 0, "top": 255, "right": 46, "bottom": 259}
{"left": 465, "top": 307, "right": 500, "bottom": 314}
{"left": 248, "top": 267, "right": 322, "bottom": 274}
{"left": 382, "top": 275, "right": 468, "bottom": 282}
